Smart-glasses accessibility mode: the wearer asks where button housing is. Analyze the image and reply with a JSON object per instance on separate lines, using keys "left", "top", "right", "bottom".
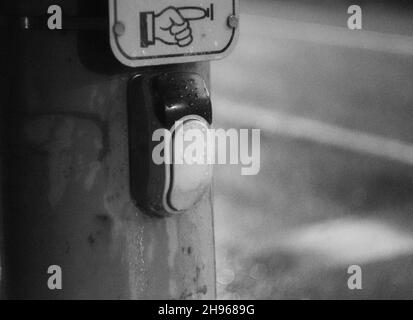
{"left": 128, "top": 72, "right": 213, "bottom": 216}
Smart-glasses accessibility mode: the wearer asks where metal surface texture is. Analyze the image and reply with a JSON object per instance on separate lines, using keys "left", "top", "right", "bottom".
{"left": 0, "top": 0, "right": 215, "bottom": 299}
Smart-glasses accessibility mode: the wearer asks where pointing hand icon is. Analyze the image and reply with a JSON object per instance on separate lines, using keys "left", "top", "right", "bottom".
{"left": 140, "top": 5, "right": 213, "bottom": 48}
{"left": 155, "top": 7, "right": 193, "bottom": 47}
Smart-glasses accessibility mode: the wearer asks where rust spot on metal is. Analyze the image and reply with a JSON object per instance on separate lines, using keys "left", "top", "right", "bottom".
{"left": 179, "top": 285, "right": 208, "bottom": 300}
{"left": 197, "top": 285, "right": 208, "bottom": 295}
{"left": 65, "top": 241, "right": 71, "bottom": 255}
{"left": 179, "top": 289, "right": 193, "bottom": 300}
{"left": 87, "top": 234, "right": 96, "bottom": 245}
{"left": 96, "top": 214, "right": 112, "bottom": 224}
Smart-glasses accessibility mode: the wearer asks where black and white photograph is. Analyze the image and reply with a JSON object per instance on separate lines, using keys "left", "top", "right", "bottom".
{"left": 1, "top": 0, "right": 413, "bottom": 310}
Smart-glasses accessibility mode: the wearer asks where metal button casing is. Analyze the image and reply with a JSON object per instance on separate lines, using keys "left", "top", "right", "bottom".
{"left": 128, "top": 72, "right": 213, "bottom": 217}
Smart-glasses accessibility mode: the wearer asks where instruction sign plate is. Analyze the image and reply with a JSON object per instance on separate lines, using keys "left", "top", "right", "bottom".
{"left": 109, "top": 0, "right": 239, "bottom": 67}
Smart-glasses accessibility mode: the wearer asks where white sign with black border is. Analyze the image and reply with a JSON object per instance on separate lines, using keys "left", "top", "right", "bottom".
{"left": 109, "top": 0, "right": 239, "bottom": 67}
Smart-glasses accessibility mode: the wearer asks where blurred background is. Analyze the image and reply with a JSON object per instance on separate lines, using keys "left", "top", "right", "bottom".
{"left": 212, "top": 0, "right": 413, "bottom": 299}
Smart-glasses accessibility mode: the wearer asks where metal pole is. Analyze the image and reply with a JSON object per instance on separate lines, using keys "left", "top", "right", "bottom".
{"left": 0, "top": 0, "right": 215, "bottom": 299}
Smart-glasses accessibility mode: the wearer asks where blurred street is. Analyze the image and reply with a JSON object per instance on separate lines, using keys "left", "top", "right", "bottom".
{"left": 212, "top": 0, "right": 413, "bottom": 299}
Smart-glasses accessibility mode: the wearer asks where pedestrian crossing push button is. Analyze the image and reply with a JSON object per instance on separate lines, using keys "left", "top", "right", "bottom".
{"left": 166, "top": 117, "right": 213, "bottom": 213}
{"left": 128, "top": 72, "right": 213, "bottom": 217}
